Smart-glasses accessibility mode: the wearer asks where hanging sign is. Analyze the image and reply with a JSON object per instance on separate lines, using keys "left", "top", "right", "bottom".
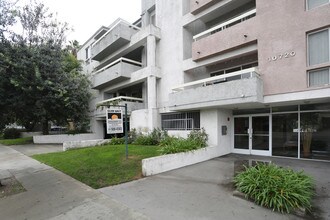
{"left": 106, "top": 109, "right": 123, "bottom": 134}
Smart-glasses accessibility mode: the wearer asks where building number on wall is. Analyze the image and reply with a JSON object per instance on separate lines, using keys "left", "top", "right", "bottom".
{"left": 268, "top": 51, "right": 296, "bottom": 62}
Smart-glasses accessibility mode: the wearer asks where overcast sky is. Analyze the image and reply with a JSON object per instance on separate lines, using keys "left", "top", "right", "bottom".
{"left": 40, "top": 0, "right": 141, "bottom": 44}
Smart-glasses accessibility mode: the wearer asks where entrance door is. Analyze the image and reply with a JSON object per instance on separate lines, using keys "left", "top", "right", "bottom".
{"left": 233, "top": 115, "right": 271, "bottom": 156}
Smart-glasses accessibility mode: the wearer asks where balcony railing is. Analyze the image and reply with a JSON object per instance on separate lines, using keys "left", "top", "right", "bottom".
{"left": 91, "top": 19, "right": 141, "bottom": 61}
{"left": 92, "top": 19, "right": 141, "bottom": 48}
{"left": 193, "top": 9, "right": 257, "bottom": 41}
{"left": 172, "top": 67, "right": 259, "bottom": 92}
{"left": 169, "top": 67, "right": 263, "bottom": 110}
{"left": 93, "top": 57, "right": 142, "bottom": 75}
{"left": 91, "top": 57, "right": 142, "bottom": 89}
{"left": 97, "top": 96, "right": 143, "bottom": 107}
{"left": 95, "top": 96, "right": 145, "bottom": 117}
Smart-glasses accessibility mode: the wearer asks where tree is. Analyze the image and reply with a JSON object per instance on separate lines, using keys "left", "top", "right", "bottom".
{"left": 0, "top": 0, "right": 91, "bottom": 134}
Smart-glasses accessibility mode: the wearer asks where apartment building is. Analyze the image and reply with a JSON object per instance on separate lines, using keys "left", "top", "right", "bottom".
{"left": 77, "top": 0, "right": 330, "bottom": 161}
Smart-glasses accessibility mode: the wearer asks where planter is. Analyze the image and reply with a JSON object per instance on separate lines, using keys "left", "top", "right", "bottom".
{"left": 142, "top": 146, "right": 225, "bottom": 176}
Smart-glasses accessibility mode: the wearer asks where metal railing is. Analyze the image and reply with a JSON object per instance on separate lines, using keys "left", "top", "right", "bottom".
{"left": 193, "top": 9, "right": 257, "bottom": 41}
{"left": 97, "top": 96, "right": 144, "bottom": 106}
{"left": 92, "top": 57, "right": 142, "bottom": 75}
{"left": 172, "top": 67, "right": 259, "bottom": 92}
{"left": 91, "top": 18, "right": 141, "bottom": 48}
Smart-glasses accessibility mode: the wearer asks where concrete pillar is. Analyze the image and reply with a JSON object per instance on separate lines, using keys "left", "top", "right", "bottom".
{"left": 147, "top": 75, "right": 157, "bottom": 130}
{"left": 147, "top": 36, "right": 156, "bottom": 67}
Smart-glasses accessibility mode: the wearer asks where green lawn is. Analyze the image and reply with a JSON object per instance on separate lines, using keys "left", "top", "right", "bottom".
{"left": 33, "top": 144, "right": 161, "bottom": 189}
{"left": 0, "top": 137, "right": 33, "bottom": 145}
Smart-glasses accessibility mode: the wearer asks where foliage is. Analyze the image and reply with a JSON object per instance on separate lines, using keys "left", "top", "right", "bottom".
{"left": 159, "top": 129, "right": 208, "bottom": 155}
{"left": 133, "top": 128, "right": 168, "bottom": 145}
{"left": 0, "top": 137, "right": 33, "bottom": 145}
{"left": 0, "top": 0, "right": 91, "bottom": 134}
{"left": 128, "top": 128, "right": 138, "bottom": 144}
{"left": 3, "top": 128, "right": 21, "bottom": 139}
{"left": 187, "top": 128, "right": 208, "bottom": 148}
{"left": 133, "top": 135, "right": 157, "bottom": 146}
{"left": 33, "top": 144, "right": 161, "bottom": 189}
{"left": 234, "top": 163, "right": 314, "bottom": 213}
{"left": 110, "top": 137, "right": 125, "bottom": 145}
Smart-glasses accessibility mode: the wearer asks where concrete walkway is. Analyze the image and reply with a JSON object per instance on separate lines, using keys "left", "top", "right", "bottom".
{"left": 100, "top": 154, "right": 330, "bottom": 220}
{"left": 0, "top": 145, "right": 148, "bottom": 220}
{"left": 9, "top": 144, "right": 63, "bottom": 156}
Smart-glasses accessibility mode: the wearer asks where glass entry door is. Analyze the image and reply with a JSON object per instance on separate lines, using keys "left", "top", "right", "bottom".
{"left": 233, "top": 115, "right": 271, "bottom": 156}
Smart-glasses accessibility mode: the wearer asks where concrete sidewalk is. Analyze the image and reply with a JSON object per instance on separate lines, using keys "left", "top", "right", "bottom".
{"left": 9, "top": 144, "right": 63, "bottom": 156}
{"left": 0, "top": 145, "right": 148, "bottom": 220}
{"left": 100, "top": 154, "right": 330, "bottom": 220}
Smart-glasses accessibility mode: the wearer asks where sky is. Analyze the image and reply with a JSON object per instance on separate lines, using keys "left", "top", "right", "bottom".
{"left": 37, "top": 0, "right": 141, "bottom": 44}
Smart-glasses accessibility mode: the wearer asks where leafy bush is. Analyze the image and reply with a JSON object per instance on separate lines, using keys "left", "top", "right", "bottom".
{"left": 188, "top": 128, "right": 208, "bottom": 148}
{"left": 132, "top": 128, "right": 168, "bottom": 145}
{"left": 159, "top": 129, "right": 208, "bottom": 154}
{"left": 133, "top": 135, "right": 156, "bottom": 145}
{"left": 150, "top": 128, "right": 168, "bottom": 145}
{"left": 128, "top": 128, "right": 138, "bottom": 144}
{"left": 234, "top": 163, "right": 314, "bottom": 213}
{"left": 110, "top": 137, "right": 125, "bottom": 145}
{"left": 3, "top": 128, "right": 21, "bottom": 139}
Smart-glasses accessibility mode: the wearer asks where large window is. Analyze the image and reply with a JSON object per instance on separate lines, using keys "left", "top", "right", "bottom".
{"left": 161, "top": 112, "right": 200, "bottom": 131}
{"left": 308, "top": 28, "right": 330, "bottom": 87}
{"left": 307, "top": 0, "right": 330, "bottom": 10}
{"left": 308, "top": 29, "right": 329, "bottom": 66}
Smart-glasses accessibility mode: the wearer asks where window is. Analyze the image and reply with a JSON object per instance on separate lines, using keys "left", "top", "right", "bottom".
{"left": 161, "top": 112, "right": 200, "bottom": 131}
{"left": 85, "top": 46, "right": 90, "bottom": 60}
{"left": 308, "top": 29, "right": 329, "bottom": 66}
{"left": 309, "top": 68, "right": 330, "bottom": 86}
{"left": 307, "top": 0, "right": 329, "bottom": 10}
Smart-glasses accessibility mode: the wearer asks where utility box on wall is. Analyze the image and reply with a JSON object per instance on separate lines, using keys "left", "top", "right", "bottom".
{"left": 221, "top": 125, "right": 227, "bottom": 135}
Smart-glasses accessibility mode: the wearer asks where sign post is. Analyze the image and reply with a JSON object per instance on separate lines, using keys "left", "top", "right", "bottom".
{"left": 103, "top": 103, "right": 129, "bottom": 159}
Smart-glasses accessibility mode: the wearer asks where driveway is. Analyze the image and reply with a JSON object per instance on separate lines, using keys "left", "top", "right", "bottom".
{"left": 0, "top": 145, "right": 147, "bottom": 220}
{"left": 100, "top": 154, "right": 330, "bottom": 220}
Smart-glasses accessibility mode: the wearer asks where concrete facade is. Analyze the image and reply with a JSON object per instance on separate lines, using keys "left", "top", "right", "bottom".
{"left": 78, "top": 0, "right": 330, "bottom": 160}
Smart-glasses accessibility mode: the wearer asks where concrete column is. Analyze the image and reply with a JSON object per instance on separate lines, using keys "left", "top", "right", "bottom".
{"left": 147, "top": 75, "right": 157, "bottom": 130}
{"left": 147, "top": 36, "right": 156, "bottom": 67}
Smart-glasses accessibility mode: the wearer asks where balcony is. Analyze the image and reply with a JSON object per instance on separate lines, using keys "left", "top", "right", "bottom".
{"left": 192, "top": 9, "right": 257, "bottom": 61}
{"left": 95, "top": 96, "right": 145, "bottom": 118}
{"left": 190, "top": 0, "right": 221, "bottom": 15}
{"left": 92, "top": 58, "right": 142, "bottom": 90}
{"left": 91, "top": 19, "right": 140, "bottom": 61}
{"left": 169, "top": 67, "right": 263, "bottom": 110}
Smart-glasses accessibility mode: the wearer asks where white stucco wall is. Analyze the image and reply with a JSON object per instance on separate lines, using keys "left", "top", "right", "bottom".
{"left": 142, "top": 146, "right": 221, "bottom": 176}
{"left": 200, "top": 108, "right": 232, "bottom": 155}
{"left": 33, "top": 133, "right": 101, "bottom": 144}
{"left": 130, "top": 109, "right": 149, "bottom": 132}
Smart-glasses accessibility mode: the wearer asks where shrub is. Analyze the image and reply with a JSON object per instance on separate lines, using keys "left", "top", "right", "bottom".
{"left": 159, "top": 136, "right": 202, "bottom": 154}
{"left": 234, "top": 163, "right": 314, "bottom": 213}
{"left": 128, "top": 128, "right": 138, "bottom": 144}
{"left": 188, "top": 128, "right": 208, "bottom": 148}
{"left": 133, "top": 135, "right": 156, "bottom": 145}
{"left": 110, "top": 137, "right": 125, "bottom": 145}
{"left": 150, "top": 128, "right": 168, "bottom": 145}
{"left": 3, "top": 128, "right": 21, "bottom": 139}
{"left": 159, "top": 128, "right": 208, "bottom": 155}
{"left": 132, "top": 128, "right": 168, "bottom": 145}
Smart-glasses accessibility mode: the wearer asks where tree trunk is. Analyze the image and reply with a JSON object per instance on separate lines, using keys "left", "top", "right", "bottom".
{"left": 303, "top": 131, "right": 312, "bottom": 158}
{"left": 42, "top": 119, "right": 49, "bottom": 135}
